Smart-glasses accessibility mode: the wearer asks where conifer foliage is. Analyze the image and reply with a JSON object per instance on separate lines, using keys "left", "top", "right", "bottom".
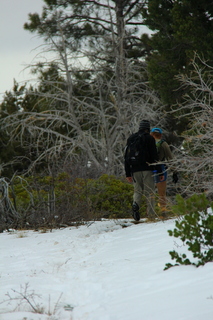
{"left": 165, "top": 193, "right": 213, "bottom": 270}
{"left": 142, "top": 0, "right": 213, "bottom": 107}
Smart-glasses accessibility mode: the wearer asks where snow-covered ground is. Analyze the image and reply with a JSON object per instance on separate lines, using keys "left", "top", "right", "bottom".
{"left": 0, "top": 218, "right": 212, "bottom": 320}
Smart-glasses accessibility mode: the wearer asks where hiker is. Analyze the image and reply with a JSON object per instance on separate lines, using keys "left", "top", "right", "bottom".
{"left": 150, "top": 127, "right": 178, "bottom": 214}
{"left": 124, "top": 120, "right": 163, "bottom": 221}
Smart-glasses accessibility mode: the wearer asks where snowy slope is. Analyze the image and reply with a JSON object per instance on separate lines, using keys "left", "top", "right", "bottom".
{"left": 0, "top": 219, "right": 212, "bottom": 320}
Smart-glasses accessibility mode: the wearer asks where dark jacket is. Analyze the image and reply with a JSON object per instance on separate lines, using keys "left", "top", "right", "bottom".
{"left": 125, "top": 131, "right": 160, "bottom": 177}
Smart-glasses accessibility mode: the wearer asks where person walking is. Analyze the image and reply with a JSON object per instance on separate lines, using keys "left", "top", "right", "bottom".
{"left": 124, "top": 120, "right": 163, "bottom": 221}
{"left": 150, "top": 127, "right": 178, "bottom": 215}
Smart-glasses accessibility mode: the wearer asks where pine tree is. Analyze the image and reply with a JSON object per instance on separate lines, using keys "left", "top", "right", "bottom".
{"left": 142, "top": 0, "right": 213, "bottom": 108}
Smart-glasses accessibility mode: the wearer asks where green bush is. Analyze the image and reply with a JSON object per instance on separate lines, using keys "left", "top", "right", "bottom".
{"left": 86, "top": 174, "right": 133, "bottom": 218}
{"left": 9, "top": 173, "right": 134, "bottom": 228}
{"left": 165, "top": 193, "right": 213, "bottom": 270}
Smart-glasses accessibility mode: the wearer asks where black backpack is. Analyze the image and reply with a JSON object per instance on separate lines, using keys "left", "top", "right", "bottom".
{"left": 124, "top": 132, "right": 147, "bottom": 166}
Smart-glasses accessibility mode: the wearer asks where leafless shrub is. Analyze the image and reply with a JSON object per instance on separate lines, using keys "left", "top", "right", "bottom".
{"left": 169, "top": 54, "right": 213, "bottom": 197}
{"left": 0, "top": 283, "right": 63, "bottom": 316}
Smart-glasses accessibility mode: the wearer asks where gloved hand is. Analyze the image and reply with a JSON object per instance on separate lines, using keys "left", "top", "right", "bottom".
{"left": 172, "top": 172, "right": 179, "bottom": 183}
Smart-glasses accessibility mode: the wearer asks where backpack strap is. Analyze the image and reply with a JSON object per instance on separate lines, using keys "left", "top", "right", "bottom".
{"left": 156, "top": 139, "right": 164, "bottom": 149}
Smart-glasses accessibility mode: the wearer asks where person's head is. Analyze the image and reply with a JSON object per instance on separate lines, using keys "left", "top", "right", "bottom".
{"left": 150, "top": 127, "right": 162, "bottom": 140}
{"left": 139, "top": 120, "right": 150, "bottom": 132}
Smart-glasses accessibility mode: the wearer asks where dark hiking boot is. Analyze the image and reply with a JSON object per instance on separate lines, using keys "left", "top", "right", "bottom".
{"left": 132, "top": 202, "right": 140, "bottom": 221}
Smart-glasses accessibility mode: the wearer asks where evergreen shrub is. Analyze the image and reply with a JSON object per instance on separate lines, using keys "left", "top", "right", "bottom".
{"left": 10, "top": 173, "right": 133, "bottom": 228}
{"left": 86, "top": 174, "right": 133, "bottom": 218}
{"left": 165, "top": 193, "right": 213, "bottom": 270}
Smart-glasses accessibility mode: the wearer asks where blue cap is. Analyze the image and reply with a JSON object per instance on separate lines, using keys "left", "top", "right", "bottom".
{"left": 151, "top": 127, "right": 163, "bottom": 134}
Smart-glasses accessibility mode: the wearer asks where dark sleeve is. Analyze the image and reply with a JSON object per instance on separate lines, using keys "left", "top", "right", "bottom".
{"left": 124, "top": 143, "right": 131, "bottom": 177}
{"left": 148, "top": 135, "right": 163, "bottom": 174}
{"left": 148, "top": 135, "right": 159, "bottom": 163}
{"left": 125, "top": 160, "right": 131, "bottom": 177}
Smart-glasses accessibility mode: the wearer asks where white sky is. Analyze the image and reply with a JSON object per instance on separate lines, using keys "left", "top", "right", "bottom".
{"left": 0, "top": 1, "right": 152, "bottom": 103}
{"left": 0, "top": 0, "right": 44, "bottom": 101}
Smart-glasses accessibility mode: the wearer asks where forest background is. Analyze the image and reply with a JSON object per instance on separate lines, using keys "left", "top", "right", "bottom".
{"left": 1, "top": 0, "right": 213, "bottom": 230}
